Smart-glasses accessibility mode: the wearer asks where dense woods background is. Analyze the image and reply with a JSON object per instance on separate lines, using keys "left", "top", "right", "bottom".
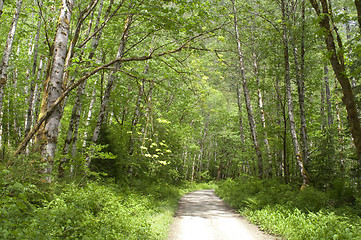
{"left": 1, "top": 0, "right": 361, "bottom": 239}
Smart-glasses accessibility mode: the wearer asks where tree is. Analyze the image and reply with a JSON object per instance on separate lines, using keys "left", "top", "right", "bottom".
{"left": 231, "top": 0, "right": 263, "bottom": 178}
{"left": 0, "top": 0, "right": 23, "bottom": 131}
{"left": 310, "top": 0, "right": 361, "bottom": 164}
{"left": 35, "top": 0, "right": 75, "bottom": 180}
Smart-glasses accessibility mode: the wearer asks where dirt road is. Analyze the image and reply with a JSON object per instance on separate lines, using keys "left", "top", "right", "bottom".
{"left": 167, "top": 190, "right": 278, "bottom": 240}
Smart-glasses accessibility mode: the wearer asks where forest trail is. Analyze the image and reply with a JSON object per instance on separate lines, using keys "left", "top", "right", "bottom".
{"left": 167, "top": 190, "right": 278, "bottom": 240}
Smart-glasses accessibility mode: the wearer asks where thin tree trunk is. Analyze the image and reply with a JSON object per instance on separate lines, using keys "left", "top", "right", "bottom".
{"left": 25, "top": 9, "right": 42, "bottom": 136}
{"left": 310, "top": 0, "right": 361, "bottom": 164}
{"left": 324, "top": 64, "right": 333, "bottom": 127}
{"left": 83, "top": 83, "right": 97, "bottom": 147}
{"left": 90, "top": 14, "right": 133, "bottom": 152}
{"left": 321, "top": 77, "right": 326, "bottom": 130}
{"left": 0, "top": 0, "right": 23, "bottom": 128}
{"left": 191, "top": 152, "right": 197, "bottom": 183}
{"left": 295, "top": 0, "right": 310, "bottom": 168}
{"left": 282, "top": 0, "right": 309, "bottom": 188}
{"left": 59, "top": 0, "right": 106, "bottom": 177}
{"left": 355, "top": 0, "right": 361, "bottom": 32}
{"left": 0, "top": 0, "right": 4, "bottom": 17}
{"left": 129, "top": 39, "right": 155, "bottom": 155}
{"left": 236, "top": 83, "right": 245, "bottom": 143}
{"left": 253, "top": 52, "right": 272, "bottom": 176}
{"left": 35, "top": 0, "right": 74, "bottom": 180}
{"left": 232, "top": 0, "right": 263, "bottom": 178}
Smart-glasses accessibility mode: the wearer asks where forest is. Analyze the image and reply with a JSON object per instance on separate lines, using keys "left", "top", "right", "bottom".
{"left": 1, "top": 0, "right": 361, "bottom": 239}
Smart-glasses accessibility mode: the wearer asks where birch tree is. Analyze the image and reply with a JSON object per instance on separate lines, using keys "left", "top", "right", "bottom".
{"left": 232, "top": 0, "right": 263, "bottom": 178}
{"left": 0, "top": 0, "right": 23, "bottom": 127}
{"left": 281, "top": 0, "right": 309, "bottom": 188}
{"left": 35, "top": 0, "right": 75, "bottom": 179}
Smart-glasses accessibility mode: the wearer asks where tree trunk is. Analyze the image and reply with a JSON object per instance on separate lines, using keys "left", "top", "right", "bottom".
{"left": 324, "top": 64, "right": 333, "bottom": 127}
{"left": 25, "top": 9, "right": 42, "bottom": 137}
{"left": 89, "top": 14, "right": 133, "bottom": 167}
{"left": 35, "top": 0, "right": 74, "bottom": 180}
{"left": 232, "top": 0, "right": 263, "bottom": 178}
{"left": 236, "top": 83, "right": 245, "bottom": 143}
{"left": 253, "top": 52, "right": 272, "bottom": 176}
{"left": 0, "top": 0, "right": 23, "bottom": 128}
{"left": 129, "top": 40, "right": 155, "bottom": 154}
{"left": 59, "top": 0, "right": 106, "bottom": 177}
{"left": 282, "top": 0, "right": 309, "bottom": 188}
{"left": 310, "top": 0, "right": 361, "bottom": 164}
{"left": 355, "top": 0, "right": 361, "bottom": 32}
{"left": 0, "top": 0, "right": 4, "bottom": 17}
{"left": 295, "top": 0, "right": 310, "bottom": 168}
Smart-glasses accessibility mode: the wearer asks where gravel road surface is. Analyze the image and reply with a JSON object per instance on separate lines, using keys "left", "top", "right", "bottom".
{"left": 167, "top": 189, "right": 278, "bottom": 240}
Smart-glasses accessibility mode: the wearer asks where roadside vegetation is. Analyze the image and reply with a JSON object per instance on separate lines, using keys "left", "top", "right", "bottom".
{"left": 216, "top": 176, "right": 361, "bottom": 240}
{"left": 0, "top": 163, "right": 215, "bottom": 240}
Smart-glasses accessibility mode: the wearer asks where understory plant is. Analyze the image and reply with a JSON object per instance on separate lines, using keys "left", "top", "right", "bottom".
{"left": 216, "top": 176, "right": 361, "bottom": 240}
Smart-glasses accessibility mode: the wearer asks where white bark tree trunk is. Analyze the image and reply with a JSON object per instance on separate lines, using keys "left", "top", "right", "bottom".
{"left": 236, "top": 83, "right": 245, "bottom": 143}
{"left": 0, "top": 0, "right": 23, "bottom": 128}
{"left": 25, "top": 9, "right": 42, "bottom": 137}
{"left": 232, "top": 0, "right": 263, "bottom": 178}
{"left": 253, "top": 52, "right": 272, "bottom": 176}
{"left": 282, "top": 0, "right": 309, "bottom": 188}
{"left": 36, "top": 0, "right": 75, "bottom": 179}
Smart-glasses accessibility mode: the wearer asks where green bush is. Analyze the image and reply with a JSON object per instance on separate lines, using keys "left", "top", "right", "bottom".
{"left": 216, "top": 177, "right": 361, "bottom": 240}
{"left": 0, "top": 181, "right": 181, "bottom": 240}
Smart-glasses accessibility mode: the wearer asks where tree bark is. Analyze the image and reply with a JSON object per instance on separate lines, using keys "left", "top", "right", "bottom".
{"left": 253, "top": 52, "right": 272, "bottom": 176}
{"left": 35, "top": 0, "right": 75, "bottom": 180}
{"left": 59, "top": 0, "right": 107, "bottom": 177}
{"left": 0, "top": 0, "right": 23, "bottom": 128}
{"left": 324, "top": 64, "right": 333, "bottom": 127}
{"left": 355, "top": 0, "right": 361, "bottom": 32}
{"left": 236, "top": 83, "right": 245, "bottom": 143}
{"left": 25, "top": 7, "right": 43, "bottom": 137}
{"left": 0, "top": 0, "right": 4, "bottom": 17}
{"left": 310, "top": 0, "right": 361, "bottom": 164}
{"left": 282, "top": 0, "right": 309, "bottom": 188}
{"left": 295, "top": 0, "right": 310, "bottom": 168}
{"left": 232, "top": 0, "right": 263, "bottom": 178}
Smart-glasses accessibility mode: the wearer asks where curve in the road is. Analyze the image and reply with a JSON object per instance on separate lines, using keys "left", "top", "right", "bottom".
{"left": 167, "top": 189, "right": 278, "bottom": 240}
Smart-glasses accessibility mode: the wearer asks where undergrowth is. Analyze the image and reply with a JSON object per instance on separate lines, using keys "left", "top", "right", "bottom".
{"left": 0, "top": 177, "right": 213, "bottom": 240}
{"left": 216, "top": 176, "right": 361, "bottom": 240}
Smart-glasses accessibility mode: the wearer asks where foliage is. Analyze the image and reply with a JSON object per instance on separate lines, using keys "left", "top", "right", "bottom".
{"left": 0, "top": 180, "right": 186, "bottom": 240}
{"left": 216, "top": 177, "right": 361, "bottom": 239}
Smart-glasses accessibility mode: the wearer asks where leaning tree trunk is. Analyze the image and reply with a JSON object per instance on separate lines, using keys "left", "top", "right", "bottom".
{"left": 232, "top": 0, "right": 263, "bottom": 178}
{"left": 310, "top": 0, "right": 361, "bottom": 164}
{"left": 0, "top": 0, "right": 23, "bottom": 129}
{"left": 35, "top": 0, "right": 74, "bottom": 180}
{"left": 282, "top": 0, "right": 309, "bottom": 188}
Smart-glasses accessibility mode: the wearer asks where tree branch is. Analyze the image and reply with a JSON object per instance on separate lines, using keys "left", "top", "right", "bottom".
{"left": 14, "top": 23, "right": 226, "bottom": 156}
